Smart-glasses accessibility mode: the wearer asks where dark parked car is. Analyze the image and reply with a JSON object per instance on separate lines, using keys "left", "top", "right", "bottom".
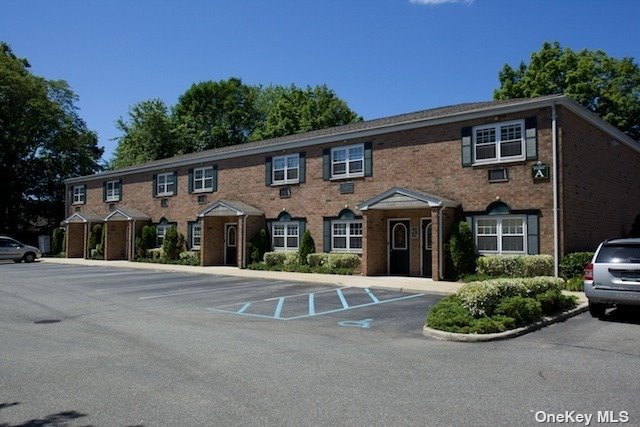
{"left": 584, "top": 238, "right": 640, "bottom": 317}
{"left": 0, "top": 236, "right": 42, "bottom": 263}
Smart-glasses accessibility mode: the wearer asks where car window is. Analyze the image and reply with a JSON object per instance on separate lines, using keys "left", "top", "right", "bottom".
{"left": 0, "top": 238, "right": 8, "bottom": 248}
{"left": 596, "top": 244, "right": 640, "bottom": 264}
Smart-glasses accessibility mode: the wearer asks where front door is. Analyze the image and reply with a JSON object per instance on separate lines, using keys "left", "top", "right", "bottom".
{"left": 224, "top": 223, "right": 237, "bottom": 266}
{"left": 422, "top": 219, "right": 433, "bottom": 278}
{"left": 389, "top": 220, "right": 410, "bottom": 275}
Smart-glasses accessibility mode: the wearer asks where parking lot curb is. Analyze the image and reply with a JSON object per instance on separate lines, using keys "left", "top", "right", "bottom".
{"left": 422, "top": 303, "right": 589, "bottom": 342}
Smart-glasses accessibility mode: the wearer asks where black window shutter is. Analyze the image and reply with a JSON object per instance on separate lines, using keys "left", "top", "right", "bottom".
{"left": 527, "top": 214, "right": 539, "bottom": 255}
{"left": 364, "top": 142, "right": 373, "bottom": 177}
{"left": 265, "top": 157, "right": 272, "bottom": 186}
{"left": 525, "top": 116, "right": 538, "bottom": 160}
{"left": 187, "top": 222, "right": 193, "bottom": 249}
{"left": 173, "top": 171, "right": 178, "bottom": 195}
{"left": 461, "top": 126, "right": 473, "bottom": 167}
{"left": 322, "top": 149, "right": 330, "bottom": 180}
{"left": 212, "top": 165, "right": 218, "bottom": 191}
{"left": 266, "top": 221, "right": 273, "bottom": 251}
{"left": 188, "top": 168, "right": 194, "bottom": 194}
{"left": 323, "top": 219, "right": 331, "bottom": 252}
{"left": 102, "top": 182, "right": 107, "bottom": 202}
{"left": 152, "top": 174, "right": 157, "bottom": 197}
{"left": 118, "top": 179, "right": 123, "bottom": 201}
{"left": 299, "top": 152, "right": 306, "bottom": 184}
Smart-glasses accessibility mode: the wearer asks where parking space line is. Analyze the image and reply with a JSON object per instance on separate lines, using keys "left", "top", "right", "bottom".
{"left": 274, "top": 297, "right": 285, "bottom": 319}
{"left": 237, "top": 302, "right": 252, "bottom": 314}
{"left": 336, "top": 289, "right": 349, "bottom": 309}
{"left": 137, "top": 281, "right": 272, "bottom": 300}
{"left": 364, "top": 288, "right": 379, "bottom": 303}
{"left": 284, "top": 294, "right": 425, "bottom": 320}
{"left": 95, "top": 277, "right": 243, "bottom": 292}
{"left": 309, "top": 293, "right": 315, "bottom": 315}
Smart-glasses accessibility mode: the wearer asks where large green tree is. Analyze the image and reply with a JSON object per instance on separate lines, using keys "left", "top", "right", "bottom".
{"left": 0, "top": 42, "right": 102, "bottom": 236}
{"left": 494, "top": 41, "right": 640, "bottom": 140}
{"left": 110, "top": 99, "right": 175, "bottom": 169}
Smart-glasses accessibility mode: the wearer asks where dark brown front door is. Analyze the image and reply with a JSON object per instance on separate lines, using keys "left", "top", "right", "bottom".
{"left": 224, "top": 223, "right": 237, "bottom": 266}
{"left": 389, "top": 220, "right": 410, "bottom": 275}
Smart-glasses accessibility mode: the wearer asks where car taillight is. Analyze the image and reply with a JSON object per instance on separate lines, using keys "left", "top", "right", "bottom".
{"left": 584, "top": 263, "right": 593, "bottom": 280}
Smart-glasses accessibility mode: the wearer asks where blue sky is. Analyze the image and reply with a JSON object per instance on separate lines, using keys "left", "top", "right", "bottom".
{"left": 2, "top": 0, "right": 639, "bottom": 162}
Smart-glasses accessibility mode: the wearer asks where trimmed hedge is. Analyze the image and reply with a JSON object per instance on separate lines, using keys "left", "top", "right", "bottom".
{"left": 264, "top": 251, "right": 287, "bottom": 266}
{"left": 495, "top": 296, "right": 543, "bottom": 326}
{"left": 559, "top": 252, "right": 594, "bottom": 279}
{"left": 425, "top": 296, "right": 516, "bottom": 334}
{"left": 253, "top": 252, "right": 360, "bottom": 274}
{"left": 476, "top": 255, "right": 553, "bottom": 278}
{"left": 563, "top": 276, "right": 584, "bottom": 292}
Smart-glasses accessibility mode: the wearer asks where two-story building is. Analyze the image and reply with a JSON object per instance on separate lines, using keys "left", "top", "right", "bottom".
{"left": 63, "top": 94, "right": 640, "bottom": 279}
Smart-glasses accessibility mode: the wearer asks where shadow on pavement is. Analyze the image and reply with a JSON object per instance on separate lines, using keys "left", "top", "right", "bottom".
{"left": 600, "top": 306, "right": 640, "bottom": 325}
{"left": 0, "top": 410, "right": 88, "bottom": 427}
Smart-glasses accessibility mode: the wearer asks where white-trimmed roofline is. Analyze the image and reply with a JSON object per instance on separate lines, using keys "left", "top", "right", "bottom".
{"left": 65, "top": 95, "right": 639, "bottom": 184}
{"left": 358, "top": 187, "right": 459, "bottom": 211}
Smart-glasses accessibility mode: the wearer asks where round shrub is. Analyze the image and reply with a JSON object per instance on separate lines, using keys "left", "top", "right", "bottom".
{"left": 559, "top": 252, "right": 594, "bottom": 279}
{"left": 563, "top": 276, "right": 584, "bottom": 292}
{"left": 495, "top": 296, "right": 542, "bottom": 326}
{"left": 426, "top": 296, "right": 474, "bottom": 332}
{"left": 535, "top": 289, "right": 577, "bottom": 315}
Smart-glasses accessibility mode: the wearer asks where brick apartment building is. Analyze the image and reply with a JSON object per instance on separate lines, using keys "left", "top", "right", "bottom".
{"left": 63, "top": 94, "right": 640, "bottom": 279}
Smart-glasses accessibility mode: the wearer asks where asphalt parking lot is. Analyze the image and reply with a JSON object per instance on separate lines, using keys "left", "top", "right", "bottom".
{"left": 1, "top": 262, "right": 639, "bottom": 426}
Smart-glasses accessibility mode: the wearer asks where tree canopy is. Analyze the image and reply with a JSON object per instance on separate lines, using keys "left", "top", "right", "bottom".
{"left": 110, "top": 79, "right": 360, "bottom": 169}
{"left": 494, "top": 41, "right": 640, "bottom": 140}
{"left": 0, "top": 42, "right": 103, "bottom": 237}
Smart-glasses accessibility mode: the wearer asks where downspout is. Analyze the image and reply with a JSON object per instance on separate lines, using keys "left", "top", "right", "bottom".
{"left": 439, "top": 206, "right": 445, "bottom": 280}
{"left": 552, "top": 103, "right": 559, "bottom": 277}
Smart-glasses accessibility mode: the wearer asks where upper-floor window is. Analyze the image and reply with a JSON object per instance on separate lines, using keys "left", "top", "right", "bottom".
{"left": 73, "top": 185, "right": 85, "bottom": 204}
{"left": 272, "top": 222, "right": 299, "bottom": 251}
{"left": 475, "top": 216, "right": 526, "bottom": 254}
{"left": 105, "top": 180, "right": 121, "bottom": 202}
{"left": 157, "top": 173, "right": 175, "bottom": 196}
{"left": 473, "top": 120, "right": 525, "bottom": 164}
{"left": 272, "top": 154, "right": 299, "bottom": 185}
{"left": 331, "top": 144, "right": 364, "bottom": 179}
{"left": 193, "top": 167, "right": 214, "bottom": 192}
{"left": 332, "top": 220, "right": 363, "bottom": 253}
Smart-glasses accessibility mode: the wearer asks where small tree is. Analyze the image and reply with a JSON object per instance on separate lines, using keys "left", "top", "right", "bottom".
{"left": 449, "top": 221, "right": 477, "bottom": 279}
{"left": 88, "top": 223, "right": 103, "bottom": 251}
{"left": 629, "top": 214, "right": 640, "bottom": 237}
{"left": 251, "top": 229, "right": 269, "bottom": 263}
{"left": 162, "top": 226, "right": 180, "bottom": 260}
{"left": 135, "top": 225, "right": 157, "bottom": 259}
{"left": 51, "top": 227, "right": 65, "bottom": 255}
{"left": 298, "top": 230, "right": 315, "bottom": 265}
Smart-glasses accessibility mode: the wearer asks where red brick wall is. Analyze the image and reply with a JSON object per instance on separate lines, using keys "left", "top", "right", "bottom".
{"left": 559, "top": 107, "right": 640, "bottom": 253}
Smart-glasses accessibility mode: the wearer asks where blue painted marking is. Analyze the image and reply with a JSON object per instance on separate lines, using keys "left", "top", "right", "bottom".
{"left": 336, "top": 289, "right": 349, "bottom": 309}
{"left": 339, "top": 319, "right": 372, "bottom": 328}
{"left": 237, "top": 302, "right": 251, "bottom": 314}
{"left": 308, "top": 293, "right": 315, "bottom": 315}
{"left": 364, "top": 288, "right": 379, "bottom": 303}
{"left": 273, "top": 297, "right": 285, "bottom": 319}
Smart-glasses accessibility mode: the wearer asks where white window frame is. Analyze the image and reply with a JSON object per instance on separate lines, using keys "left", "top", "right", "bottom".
{"left": 157, "top": 173, "right": 175, "bottom": 196}
{"left": 156, "top": 223, "right": 176, "bottom": 247}
{"left": 475, "top": 215, "right": 527, "bottom": 255}
{"left": 272, "top": 154, "right": 300, "bottom": 185}
{"left": 106, "top": 180, "right": 120, "bottom": 202}
{"left": 193, "top": 167, "right": 214, "bottom": 193}
{"left": 191, "top": 222, "right": 202, "bottom": 249}
{"left": 72, "top": 185, "right": 85, "bottom": 204}
{"left": 331, "top": 143, "right": 364, "bottom": 179}
{"left": 271, "top": 222, "right": 299, "bottom": 251}
{"left": 331, "top": 220, "right": 363, "bottom": 253}
{"left": 472, "top": 119, "right": 525, "bottom": 165}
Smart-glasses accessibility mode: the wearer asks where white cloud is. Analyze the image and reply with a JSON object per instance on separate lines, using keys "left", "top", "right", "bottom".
{"left": 410, "top": 0, "right": 473, "bottom": 5}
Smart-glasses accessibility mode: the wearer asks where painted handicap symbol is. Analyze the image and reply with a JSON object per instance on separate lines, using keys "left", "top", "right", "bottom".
{"left": 338, "top": 319, "right": 372, "bottom": 329}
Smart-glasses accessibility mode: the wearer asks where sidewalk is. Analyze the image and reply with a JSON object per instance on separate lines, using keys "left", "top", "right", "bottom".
{"left": 41, "top": 257, "right": 463, "bottom": 295}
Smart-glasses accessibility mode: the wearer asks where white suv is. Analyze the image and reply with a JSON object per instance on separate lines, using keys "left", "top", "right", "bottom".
{"left": 584, "top": 238, "right": 640, "bottom": 317}
{"left": 0, "top": 236, "right": 42, "bottom": 263}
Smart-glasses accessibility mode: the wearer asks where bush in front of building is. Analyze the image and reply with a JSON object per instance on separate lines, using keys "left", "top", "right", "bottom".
{"left": 426, "top": 277, "right": 576, "bottom": 334}
{"left": 307, "top": 253, "right": 325, "bottom": 267}
{"left": 449, "top": 221, "right": 477, "bottom": 279}
{"left": 559, "top": 252, "right": 594, "bottom": 279}
{"left": 476, "top": 254, "right": 553, "bottom": 278}
{"left": 88, "top": 224, "right": 103, "bottom": 252}
{"left": 147, "top": 247, "right": 164, "bottom": 259}
{"left": 250, "top": 229, "right": 269, "bottom": 264}
{"left": 562, "top": 276, "right": 584, "bottom": 292}
{"left": 298, "top": 231, "right": 315, "bottom": 265}
{"left": 252, "top": 252, "right": 359, "bottom": 275}
{"left": 162, "top": 226, "right": 183, "bottom": 260}
{"left": 264, "top": 251, "right": 287, "bottom": 266}
{"left": 325, "top": 253, "right": 360, "bottom": 270}
{"left": 51, "top": 227, "right": 65, "bottom": 255}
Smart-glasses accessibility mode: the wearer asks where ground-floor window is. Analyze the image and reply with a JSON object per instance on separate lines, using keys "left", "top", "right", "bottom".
{"left": 272, "top": 222, "right": 299, "bottom": 251}
{"left": 156, "top": 223, "right": 176, "bottom": 247}
{"left": 475, "top": 216, "right": 526, "bottom": 254}
{"left": 332, "top": 220, "right": 362, "bottom": 253}
{"left": 190, "top": 222, "right": 201, "bottom": 248}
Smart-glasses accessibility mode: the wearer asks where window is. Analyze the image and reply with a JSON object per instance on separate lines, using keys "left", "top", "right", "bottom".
{"left": 272, "top": 223, "right": 299, "bottom": 251}
{"left": 157, "top": 173, "right": 175, "bottom": 196}
{"left": 72, "top": 185, "right": 85, "bottom": 204}
{"left": 476, "top": 216, "right": 526, "bottom": 254}
{"left": 193, "top": 167, "right": 214, "bottom": 192}
{"left": 331, "top": 144, "right": 364, "bottom": 178}
{"left": 272, "top": 154, "right": 299, "bottom": 185}
{"left": 106, "top": 180, "right": 120, "bottom": 202}
{"left": 191, "top": 222, "right": 202, "bottom": 248}
{"left": 156, "top": 224, "right": 175, "bottom": 246}
{"left": 473, "top": 120, "right": 525, "bottom": 164}
{"left": 332, "top": 220, "right": 363, "bottom": 253}
{"left": 392, "top": 223, "right": 407, "bottom": 250}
